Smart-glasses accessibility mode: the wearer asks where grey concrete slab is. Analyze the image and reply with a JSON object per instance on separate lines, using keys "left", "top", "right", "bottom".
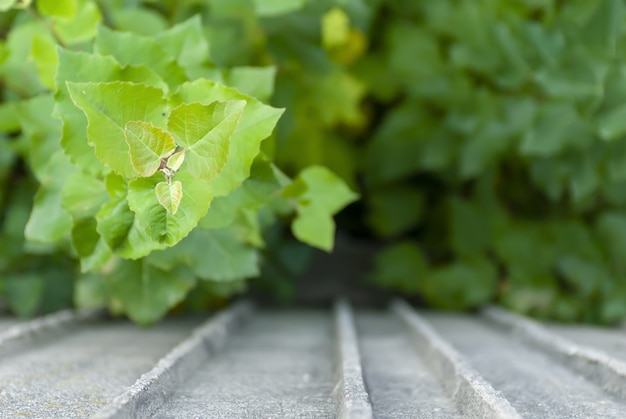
{"left": 0, "top": 318, "right": 200, "bottom": 418}
{"left": 356, "top": 311, "right": 461, "bottom": 419}
{"left": 547, "top": 324, "right": 626, "bottom": 363}
{"left": 0, "top": 308, "right": 102, "bottom": 356}
{"left": 394, "top": 302, "right": 519, "bottom": 419}
{"left": 95, "top": 302, "right": 252, "bottom": 418}
{"left": 484, "top": 306, "right": 626, "bottom": 401}
{"left": 425, "top": 312, "right": 626, "bottom": 418}
{"left": 333, "top": 300, "right": 373, "bottom": 419}
{"left": 0, "top": 318, "right": 22, "bottom": 332}
{"left": 154, "top": 311, "right": 336, "bottom": 419}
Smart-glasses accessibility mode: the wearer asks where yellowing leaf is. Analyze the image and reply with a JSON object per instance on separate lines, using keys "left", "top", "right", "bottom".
{"left": 124, "top": 121, "right": 176, "bottom": 177}
{"left": 155, "top": 180, "right": 183, "bottom": 215}
{"left": 322, "top": 7, "right": 350, "bottom": 49}
{"left": 167, "top": 149, "right": 186, "bottom": 172}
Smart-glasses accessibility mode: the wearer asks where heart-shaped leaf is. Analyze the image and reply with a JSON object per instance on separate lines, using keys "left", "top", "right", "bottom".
{"left": 155, "top": 180, "right": 183, "bottom": 215}
{"left": 125, "top": 121, "right": 177, "bottom": 177}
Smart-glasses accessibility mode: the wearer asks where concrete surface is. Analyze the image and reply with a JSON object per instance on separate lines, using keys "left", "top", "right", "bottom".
{"left": 3, "top": 303, "right": 626, "bottom": 418}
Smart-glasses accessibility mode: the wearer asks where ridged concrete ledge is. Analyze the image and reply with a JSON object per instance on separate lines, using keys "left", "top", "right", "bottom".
{"left": 483, "top": 305, "right": 626, "bottom": 400}
{"left": 392, "top": 300, "right": 521, "bottom": 419}
{"left": 93, "top": 301, "right": 254, "bottom": 419}
{"left": 0, "top": 308, "right": 101, "bottom": 353}
{"left": 333, "top": 299, "right": 373, "bottom": 419}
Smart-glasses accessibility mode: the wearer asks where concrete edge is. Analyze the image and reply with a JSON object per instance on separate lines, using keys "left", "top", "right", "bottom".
{"left": 333, "top": 299, "right": 374, "bottom": 419}
{"left": 0, "top": 308, "right": 102, "bottom": 350}
{"left": 483, "top": 305, "right": 626, "bottom": 400}
{"left": 392, "top": 300, "right": 521, "bottom": 419}
{"left": 92, "top": 300, "right": 254, "bottom": 419}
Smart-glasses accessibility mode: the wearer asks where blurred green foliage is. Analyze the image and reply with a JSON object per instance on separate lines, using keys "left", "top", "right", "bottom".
{"left": 3, "top": 0, "right": 626, "bottom": 324}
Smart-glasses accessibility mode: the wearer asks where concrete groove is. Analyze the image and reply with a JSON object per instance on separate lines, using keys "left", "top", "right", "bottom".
{"left": 0, "top": 308, "right": 102, "bottom": 355}
{"left": 392, "top": 300, "right": 521, "bottom": 419}
{"left": 3, "top": 301, "right": 626, "bottom": 417}
{"left": 93, "top": 301, "right": 253, "bottom": 419}
{"left": 332, "top": 299, "right": 374, "bottom": 419}
{"left": 483, "top": 305, "right": 626, "bottom": 400}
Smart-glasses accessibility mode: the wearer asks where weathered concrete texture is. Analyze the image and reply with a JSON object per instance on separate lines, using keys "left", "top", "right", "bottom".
{"left": 0, "top": 309, "right": 101, "bottom": 354}
{"left": 333, "top": 300, "right": 373, "bottom": 419}
{"left": 548, "top": 323, "right": 626, "bottom": 363}
{"left": 356, "top": 311, "right": 461, "bottom": 419}
{"left": 484, "top": 306, "right": 626, "bottom": 400}
{"left": 154, "top": 311, "right": 336, "bottom": 419}
{"left": 95, "top": 302, "right": 253, "bottom": 419}
{"left": 7, "top": 304, "right": 626, "bottom": 418}
{"left": 393, "top": 302, "right": 520, "bottom": 419}
{"left": 0, "top": 318, "right": 200, "bottom": 418}
{"left": 425, "top": 313, "right": 626, "bottom": 418}
{"left": 0, "top": 318, "right": 22, "bottom": 332}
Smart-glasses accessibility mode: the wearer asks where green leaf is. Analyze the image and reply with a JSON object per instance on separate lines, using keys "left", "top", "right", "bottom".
{"left": 168, "top": 100, "right": 245, "bottom": 180}
{"left": 154, "top": 15, "right": 210, "bottom": 75}
{"left": 96, "top": 196, "right": 135, "bottom": 251}
{"left": 30, "top": 34, "right": 58, "bottom": 91}
{"left": 124, "top": 121, "right": 176, "bottom": 177}
{"left": 1, "top": 21, "right": 48, "bottom": 97}
{"left": 55, "top": 0, "right": 101, "bottom": 44}
{"left": 581, "top": 0, "right": 624, "bottom": 57}
{"left": 37, "top": 0, "right": 77, "bottom": 19}
{"left": 25, "top": 184, "right": 72, "bottom": 243}
{"left": 172, "top": 80, "right": 284, "bottom": 196}
{"left": 109, "top": 8, "right": 168, "bottom": 36}
{"left": 71, "top": 218, "right": 100, "bottom": 258}
{"left": 422, "top": 257, "right": 498, "bottom": 310}
{"left": 127, "top": 172, "right": 213, "bottom": 246}
{"left": 0, "top": 0, "right": 17, "bottom": 11}
{"left": 520, "top": 102, "right": 584, "bottom": 156}
{"left": 66, "top": 81, "right": 168, "bottom": 178}
{"left": 61, "top": 171, "right": 108, "bottom": 219}
{"left": 105, "top": 258, "right": 196, "bottom": 326}
{"left": 148, "top": 228, "right": 259, "bottom": 281}
{"left": 224, "top": 67, "right": 276, "bottom": 103}
{"left": 283, "top": 166, "right": 358, "bottom": 251}
{"left": 155, "top": 180, "right": 183, "bottom": 215}
{"left": 79, "top": 239, "right": 112, "bottom": 273}
{"left": 3, "top": 275, "right": 45, "bottom": 317}
{"left": 366, "top": 185, "right": 424, "bottom": 238}
{"left": 199, "top": 160, "right": 285, "bottom": 229}
{"left": 55, "top": 49, "right": 166, "bottom": 175}
{"left": 0, "top": 102, "right": 19, "bottom": 132}
{"left": 74, "top": 273, "right": 108, "bottom": 309}
{"left": 370, "top": 242, "right": 428, "bottom": 293}
{"left": 291, "top": 207, "right": 335, "bottom": 252}
{"left": 94, "top": 25, "right": 186, "bottom": 90}
{"left": 322, "top": 7, "right": 350, "bottom": 49}
{"left": 253, "top": 0, "right": 307, "bottom": 16}
{"left": 595, "top": 104, "right": 626, "bottom": 141}
{"left": 449, "top": 196, "right": 492, "bottom": 256}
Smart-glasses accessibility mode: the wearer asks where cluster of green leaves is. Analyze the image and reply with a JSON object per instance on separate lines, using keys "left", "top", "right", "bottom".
{"left": 0, "top": 0, "right": 356, "bottom": 324}
{"left": 5, "top": 0, "right": 626, "bottom": 324}
{"left": 359, "top": 0, "right": 626, "bottom": 323}
{"left": 195, "top": 0, "right": 626, "bottom": 323}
